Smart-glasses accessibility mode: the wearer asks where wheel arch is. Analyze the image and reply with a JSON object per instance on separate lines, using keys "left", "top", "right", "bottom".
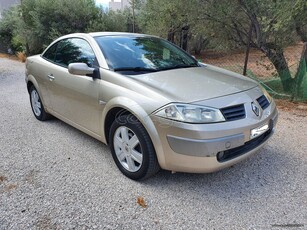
{"left": 26, "top": 75, "right": 49, "bottom": 112}
{"left": 26, "top": 74, "right": 39, "bottom": 93}
{"left": 104, "top": 106, "right": 130, "bottom": 145}
{"left": 102, "top": 97, "right": 166, "bottom": 168}
{"left": 26, "top": 81, "right": 34, "bottom": 93}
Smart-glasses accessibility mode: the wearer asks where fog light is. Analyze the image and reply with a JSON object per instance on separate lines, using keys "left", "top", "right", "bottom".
{"left": 217, "top": 151, "right": 225, "bottom": 161}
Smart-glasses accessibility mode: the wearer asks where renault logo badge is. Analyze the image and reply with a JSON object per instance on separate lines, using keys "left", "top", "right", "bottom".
{"left": 251, "top": 102, "right": 260, "bottom": 116}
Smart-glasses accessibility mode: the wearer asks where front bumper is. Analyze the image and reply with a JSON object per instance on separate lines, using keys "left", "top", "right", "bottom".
{"left": 150, "top": 99, "right": 278, "bottom": 173}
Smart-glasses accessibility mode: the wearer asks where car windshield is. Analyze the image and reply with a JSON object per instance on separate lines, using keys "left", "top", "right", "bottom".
{"left": 94, "top": 35, "right": 199, "bottom": 74}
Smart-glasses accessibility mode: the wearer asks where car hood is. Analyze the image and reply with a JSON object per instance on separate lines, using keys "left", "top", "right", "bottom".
{"left": 129, "top": 65, "right": 258, "bottom": 103}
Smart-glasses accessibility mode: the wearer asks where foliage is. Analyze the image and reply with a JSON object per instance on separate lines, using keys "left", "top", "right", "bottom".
{"left": 196, "top": 0, "right": 306, "bottom": 93}
{"left": 0, "top": 0, "right": 306, "bottom": 99}
{"left": 0, "top": 6, "right": 21, "bottom": 53}
{"left": 292, "top": 0, "right": 307, "bottom": 42}
{"left": 0, "top": 0, "right": 139, "bottom": 54}
{"left": 138, "top": 0, "right": 210, "bottom": 52}
{"left": 103, "top": 8, "right": 132, "bottom": 32}
{"left": 18, "top": 0, "right": 102, "bottom": 54}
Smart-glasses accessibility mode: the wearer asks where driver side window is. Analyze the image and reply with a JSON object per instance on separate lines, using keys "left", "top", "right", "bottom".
{"left": 44, "top": 38, "right": 98, "bottom": 68}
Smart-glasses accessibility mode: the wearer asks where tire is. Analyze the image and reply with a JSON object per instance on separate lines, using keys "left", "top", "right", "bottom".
{"left": 109, "top": 114, "right": 160, "bottom": 180}
{"left": 29, "top": 85, "right": 51, "bottom": 121}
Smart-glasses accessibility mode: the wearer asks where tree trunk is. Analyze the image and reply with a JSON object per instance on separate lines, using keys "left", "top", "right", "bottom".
{"left": 193, "top": 34, "right": 209, "bottom": 55}
{"left": 25, "top": 42, "right": 30, "bottom": 56}
{"left": 180, "top": 25, "right": 189, "bottom": 51}
{"left": 192, "top": 35, "right": 202, "bottom": 55}
{"left": 260, "top": 45, "right": 294, "bottom": 93}
{"left": 167, "top": 29, "right": 175, "bottom": 43}
{"left": 238, "top": 1, "right": 294, "bottom": 92}
{"left": 296, "top": 24, "right": 307, "bottom": 43}
{"left": 131, "top": 0, "right": 135, "bottom": 33}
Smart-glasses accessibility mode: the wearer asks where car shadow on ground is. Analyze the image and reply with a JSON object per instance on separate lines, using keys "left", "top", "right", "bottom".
{"left": 142, "top": 146, "right": 300, "bottom": 199}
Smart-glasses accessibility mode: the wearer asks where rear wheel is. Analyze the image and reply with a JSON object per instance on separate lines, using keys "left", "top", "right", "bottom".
{"left": 29, "top": 85, "right": 51, "bottom": 121}
{"left": 109, "top": 114, "right": 160, "bottom": 180}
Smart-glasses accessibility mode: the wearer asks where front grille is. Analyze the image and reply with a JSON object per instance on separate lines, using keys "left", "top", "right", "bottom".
{"left": 217, "top": 128, "right": 272, "bottom": 162}
{"left": 220, "top": 104, "right": 246, "bottom": 121}
{"left": 257, "top": 95, "right": 270, "bottom": 110}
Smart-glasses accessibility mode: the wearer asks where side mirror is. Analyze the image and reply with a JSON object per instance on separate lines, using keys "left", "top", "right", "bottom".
{"left": 68, "top": 63, "right": 96, "bottom": 76}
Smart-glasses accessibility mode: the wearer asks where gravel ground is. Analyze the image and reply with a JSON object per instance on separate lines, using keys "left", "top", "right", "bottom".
{"left": 0, "top": 57, "right": 306, "bottom": 230}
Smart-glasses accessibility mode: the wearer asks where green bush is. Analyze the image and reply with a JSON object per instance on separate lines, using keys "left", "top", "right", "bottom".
{"left": 11, "top": 36, "right": 24, "bottom": 53}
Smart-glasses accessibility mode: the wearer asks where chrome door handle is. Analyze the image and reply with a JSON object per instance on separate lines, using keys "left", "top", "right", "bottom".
{"left": 48, "top": 74, "right": 55, "bottom": 81}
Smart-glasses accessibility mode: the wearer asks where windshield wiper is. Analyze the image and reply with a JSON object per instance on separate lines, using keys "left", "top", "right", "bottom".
{"left": 160, "top": 63, "right": 199, "bottom": 71}
{"left": 113, "top": 67, "right": 158, "bottom": 72}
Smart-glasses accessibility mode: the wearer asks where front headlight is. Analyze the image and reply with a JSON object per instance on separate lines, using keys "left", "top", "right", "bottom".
{"left": 154, "top": 103, "right": 225, "bottom": 123}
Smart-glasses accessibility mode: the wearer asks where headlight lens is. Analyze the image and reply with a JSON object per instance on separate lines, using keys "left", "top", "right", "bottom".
{"left": 154, "top": 103, "right": 225, "bottom": 123}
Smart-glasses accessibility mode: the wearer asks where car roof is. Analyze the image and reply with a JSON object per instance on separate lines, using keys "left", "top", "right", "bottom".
{"left": 89, "top": 32, "right": 149, "bottom": 37}
{"left": 53, "top": 32, "right": 158, "bottom": 43}
{"left": 54, "top": 32, "right": 156, "bottom": 42}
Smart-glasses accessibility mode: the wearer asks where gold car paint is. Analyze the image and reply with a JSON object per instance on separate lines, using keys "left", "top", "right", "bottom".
{"left": 26, "top": 57, "right": 53, "bottom": 112}
{"left": 100, "top": 95, "right": 168, "bottom": 168}
{"left": 150, "top": 102, "right": 278, "bottom": 173}
{"left": 26, "top": 32, "right": 278, "bottom": 173}
{"left": 44, "top": 64, "right": 103, "bottom": 135}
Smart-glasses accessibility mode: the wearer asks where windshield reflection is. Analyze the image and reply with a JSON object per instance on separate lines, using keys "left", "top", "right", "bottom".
{"left": 95, "top": 36, "right": 199, "bottom": 74}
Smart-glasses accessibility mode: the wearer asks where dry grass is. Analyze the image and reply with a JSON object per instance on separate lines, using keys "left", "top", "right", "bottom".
{"left": 0, "top": 52, "right": 27, "bottom": 62}
{"left": 4, "top": 184, "right": 18, "bottom": 192}
{"left": 0, "top": 53, "right": 18, "bottom": 60}
{"left": 16, "top": 52, "right": 27, "bottom": 62}
{"left": 276, "top": 99, "right": 307, "bottom": 116}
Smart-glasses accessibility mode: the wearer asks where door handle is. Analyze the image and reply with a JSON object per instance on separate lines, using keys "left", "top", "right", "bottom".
{"left": 48, "top": 74, "right": 55, "bottom": 81}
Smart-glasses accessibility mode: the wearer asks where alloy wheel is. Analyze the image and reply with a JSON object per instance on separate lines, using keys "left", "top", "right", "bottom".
{"left": 113, "top": 126, "right": 143, "bottom": 172}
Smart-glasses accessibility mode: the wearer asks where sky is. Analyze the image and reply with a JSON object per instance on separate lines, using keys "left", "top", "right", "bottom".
{"left": 95, "top": 0, "right": 109, "bottom": 7}
{"left": 95, "top": 0, "right": 120, "bottom": 7}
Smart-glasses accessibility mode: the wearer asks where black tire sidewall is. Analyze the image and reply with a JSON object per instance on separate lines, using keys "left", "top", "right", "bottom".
{"left": 29, "top": 86, "right": 46, "bottom": 121}
{"left": 109, "top": 114, "right": 155, "bottom": 180}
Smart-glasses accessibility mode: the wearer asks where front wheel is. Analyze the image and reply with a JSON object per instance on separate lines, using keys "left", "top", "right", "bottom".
{"left": 109, "top": 114, "right": 160, "bottom": 180}
{"left": 29, "top": 85, "right": 51, "bottom": 121}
